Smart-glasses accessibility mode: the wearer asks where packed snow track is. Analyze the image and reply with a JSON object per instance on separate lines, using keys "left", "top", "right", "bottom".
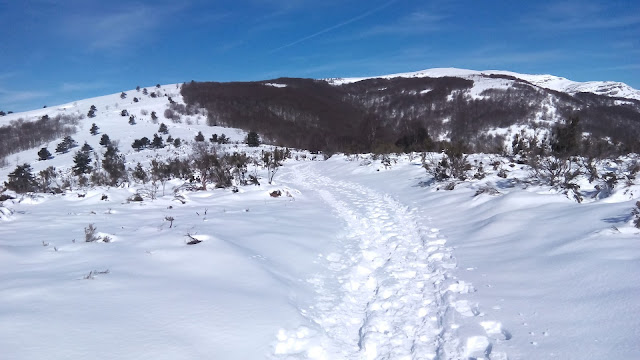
{"left": 273, "top": 163, "right": 507, "bottom": 360}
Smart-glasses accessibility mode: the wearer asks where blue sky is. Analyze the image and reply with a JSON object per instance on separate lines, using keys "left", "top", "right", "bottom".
{"left": 1, "top": 0, "right": 639, "bottom": 112}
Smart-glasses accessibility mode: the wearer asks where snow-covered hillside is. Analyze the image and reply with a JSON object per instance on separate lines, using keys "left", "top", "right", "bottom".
{"left": 1, "top": 85, "right": 640, "bottom": 360}
{"left": 0, "top": 85, "right": 247, "bottom": 181}
{"left": 327, "top": 67, "right": 640, "bottom": 101}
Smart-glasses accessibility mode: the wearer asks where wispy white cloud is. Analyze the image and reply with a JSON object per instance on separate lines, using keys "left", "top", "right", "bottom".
{"left": 0, "top": 71, "right": 48, "bottom": 108}
{"left": 270, "top": 0, "right": 400, "bottom": 52}
{"left": 59, "top": 3, "right": 184, "bottom": 50}
{"left": 254, "top": 0, "right": 337, "bottom": 20}
{"left": 525, "top": 1, "right": 640, "bottom": 31}
{"left": 81, "top": 7, "right": 159, "bottom": 49}
{"left": 357, "top": 11, "right": 445, "bottom": 37}
{"left": 608, "top": 40, "right": 640, "bottom": 56}
{"left": 0, "top": 88, "right": 50, "bottom": 105}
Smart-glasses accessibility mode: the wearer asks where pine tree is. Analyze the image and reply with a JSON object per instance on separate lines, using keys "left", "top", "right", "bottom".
{"left": 551, "top": 116, "right": 581, "bottom": 157}
{"left": 141, "top": 137, "right": 150, "bottom": 148}
{"left": 55, "top": 141, "right": 67, "bottom": 154}
{"left": 132, "top": 137, "right": 151, "bottom": 151}
{"left": 90, "top": 123, "right": 99, "bottom": 135}
{"left": 128, "top": 115, "right": 136, "bottom": 125}
{"left": 151, "top": 111, "right": 158, "bottom": 121}
{"left": 38, "top": 147, "right": 52, "bottom": 161}
{"left": 133, "top": 162, "right": 148, "bottom": 183}
{"left": 81, "top": 141, "right": 93, "bottom": 153}
{"left": 120, "top": 92, "right": 127, "bottom": 99}
{"left": 102, "top": 145, "right": 127, "bottom": 185}
{"left": 5, "top": 164, "right": 37, "bottom": 193}
{"left": 65, "top": 136, "right": 78, "bottom": 148}
{"left": 55, "top": 136, "right": 77, "bottom": 154}
{"left": 132, "top": 139, "right": 144, "bottom": 151}
{"left": 72, "top": 151, "right": 93, "bottom": 175}
{"left": 99, "top": 134, "right": 111, "bottom": 147}
{"left": 158, "top": 123, "right": 169, "bottom": 134}
{"left": 151, "top": 134, "right": 164, "bottom": 149}
{"left": 88, "top": 105, "right": 97, "bottom": 118}
{"left": 246, "top": 131, "right": 260, "bottom": 147}
{"left": 194, "top": 131, "right": 205, "bottom": 142}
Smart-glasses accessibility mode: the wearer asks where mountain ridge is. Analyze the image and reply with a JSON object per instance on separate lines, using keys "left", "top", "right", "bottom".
{"left": 181, "top": 70, "right": 640, "bottom": 154}
{"left": 325, "top": 67, "right": 640, "bottom": 101}
{"left": 2, "top": 67, "right": 640, "bottom": 159}
{"left": 2, "top": 68, "right": 638, "bottom": 119}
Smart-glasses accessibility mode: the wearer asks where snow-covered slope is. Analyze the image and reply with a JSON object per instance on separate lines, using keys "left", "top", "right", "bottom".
{"left": 2, "top": 151, "right": 640, "bottom": 359}
{"left": 0, "top": 84, "right": 247, "bottom": 181}
{"left": 1, "top": 82, "right": 640, "bottom": 360}
{"left": 327, "top": 67, "right": 640, "bottom": 101}
{"left": 492, "top": 70, "right": 640, "bottom": 100}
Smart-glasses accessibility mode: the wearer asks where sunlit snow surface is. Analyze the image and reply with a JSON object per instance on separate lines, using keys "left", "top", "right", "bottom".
{"left": 2, "top": 154, "right": 640, "bottom": 359}
{"left": 1, "top": 84, "right": 640, "bottom": 359}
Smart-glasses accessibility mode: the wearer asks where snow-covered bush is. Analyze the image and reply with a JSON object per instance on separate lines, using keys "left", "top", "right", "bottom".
{"left": 529, "top": 157, "right": 580, "bottom": 187}
{"left": 633, "top": 202, "right": 640, "bottom": 229}
{"left": 425, "top": 148, "right": 470, "bottom": 182}
{"left": 128, "top": 193, "right": 143, "bottom": 202}
{"left": 164, "top": 109, "right": 180, "bottom": 123}
{"left": 84, "top": 224, "right": 100, "bottom": 242}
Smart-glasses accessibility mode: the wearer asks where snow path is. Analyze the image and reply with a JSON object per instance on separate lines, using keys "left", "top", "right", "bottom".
{"left": 273, "top": 164, "right": 504, "bottom": 359}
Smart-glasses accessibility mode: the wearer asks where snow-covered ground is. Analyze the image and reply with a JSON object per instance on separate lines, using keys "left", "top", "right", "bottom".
{"left": 1, "top": 86, "right": 640, "bottom": 359}
{"left": 2, "top": 154, "right": 640, "bottom": 359}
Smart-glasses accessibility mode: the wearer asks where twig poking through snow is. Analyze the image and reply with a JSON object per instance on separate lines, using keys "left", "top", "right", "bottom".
{"left": 185, "top": 233, "right": 202, "bottom": 245}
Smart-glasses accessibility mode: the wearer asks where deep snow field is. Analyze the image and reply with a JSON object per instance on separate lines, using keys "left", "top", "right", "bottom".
{"left": 1, "top": 86, "right": 639, "bottom": 359}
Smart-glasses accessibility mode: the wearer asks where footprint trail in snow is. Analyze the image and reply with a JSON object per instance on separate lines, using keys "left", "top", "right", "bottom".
{"left": 273, "top": 164, "right": 509, "bottom": 359}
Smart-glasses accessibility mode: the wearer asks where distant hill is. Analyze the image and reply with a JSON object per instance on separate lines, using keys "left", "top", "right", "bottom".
{"left": 181, "top": 68, "right": 640, "bottom": 154}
